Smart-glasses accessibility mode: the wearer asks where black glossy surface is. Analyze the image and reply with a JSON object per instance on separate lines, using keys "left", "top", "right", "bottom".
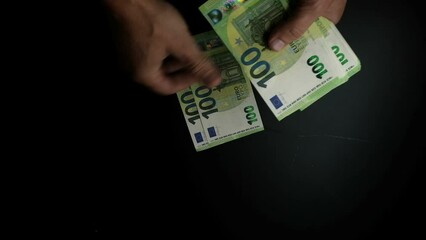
{"left": 66, "top": 0, "right": 425, "bottom": 238}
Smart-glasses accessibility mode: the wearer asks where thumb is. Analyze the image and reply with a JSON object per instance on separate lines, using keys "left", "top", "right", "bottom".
{"left": 187, "top": 52, "right": 222, "bottom": 89}
{"left": 158, "top": 38, "right": 222, "bottom": 94}
{"left": 172, "top": 36, "right": 222, "bottom": 88}
{"left": 268, "top": 9, "right": 319, "bottom": 52}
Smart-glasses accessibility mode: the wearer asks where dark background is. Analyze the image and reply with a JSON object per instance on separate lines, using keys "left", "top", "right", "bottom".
{"left": 49, "top": 0, "right": 425, "bottom": 238}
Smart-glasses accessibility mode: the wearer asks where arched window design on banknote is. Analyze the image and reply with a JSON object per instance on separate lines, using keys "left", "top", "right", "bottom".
{"left": 229, "top": 0, "right": 307, "bottom": 75}
{"left": 212, "top": 51, "right": 245, "bottom": 93}
{"left": 232, "top": 0, "right": 285, "bottom": 47}
{"left": 196, "top": 31, "right": 248, "bottom": 98}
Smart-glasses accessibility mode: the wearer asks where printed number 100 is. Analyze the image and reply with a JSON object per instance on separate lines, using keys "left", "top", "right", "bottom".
{"left": 244, "top": 106, "right": 258, "bottom": 125}
{"left": 180, "top": 86, "right": 219, "bottom": 125}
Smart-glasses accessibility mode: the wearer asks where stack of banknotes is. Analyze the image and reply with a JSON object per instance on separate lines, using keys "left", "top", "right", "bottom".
{"left": 177, "top": 0, "right": 361, "bottom": 151}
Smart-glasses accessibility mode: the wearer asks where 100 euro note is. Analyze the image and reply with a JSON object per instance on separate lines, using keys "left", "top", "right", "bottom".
{"left": 177, "top": 30, "right": 264, "bottom": 151}
{"left": 299, "top": 17, "right": 361, "bottom": 110}
{"left": 200, "top": 0, "right": 361, "bottom": 120}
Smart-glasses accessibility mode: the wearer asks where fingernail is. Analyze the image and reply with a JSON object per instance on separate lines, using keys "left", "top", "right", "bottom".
{"left": 271, "top": 39, "right": 285, "bottom": 51}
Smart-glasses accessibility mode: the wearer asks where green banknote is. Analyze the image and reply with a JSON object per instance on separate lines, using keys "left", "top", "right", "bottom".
{"left": 177, "top": 30, "right": 264, "bottom": 151}
{"left": 200, "top": 0, "right": 361, "bottom": 120}
{"left": 315, "top": 17, "right": 361, "bottom": 79}
{"left": 299, "top": 17, "right": 362, "bottom": 110}
{"left": 177, "top": 88, "right": 210, "bottom": 151}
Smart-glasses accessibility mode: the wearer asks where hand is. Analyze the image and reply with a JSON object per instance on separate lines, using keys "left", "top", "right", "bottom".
{"left": 268, "top": 0, "right": 347, "bottom": 51}
{"left": 105, "top": 0, "right": 221, "bottom": 95}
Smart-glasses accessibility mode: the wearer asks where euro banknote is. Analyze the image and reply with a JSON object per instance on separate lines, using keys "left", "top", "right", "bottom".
{"left": 199, "top": 0, "right": 361, "bottom": 120}
{"left": 299, "top": 17, "right": 361, "bottom": 110}
{"left": 177, "top": 30, "right": 264, "bottom": 151}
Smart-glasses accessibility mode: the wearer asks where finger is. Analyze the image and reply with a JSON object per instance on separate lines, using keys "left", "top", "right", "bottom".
{"left": 162, "top": 56, "right": 187, "bottom": 74}
{"left": 147, "top": 53, "right": 222, "bottom": 95}
{"left": 147, "top": 69, "right": 218, "bottom": 95}
{"left": 168, "top": 34, "right": 222, "bottom": 89}
{"left": 147, "top": 54, "right": 221, "bottom": 95}
{"left": 324, "top": 0, "right": 347, "bottom": 24}
{"left": 186, "top": 53, "right": 222, "bottom": 89}
{"left": 268, "top": 9, "right": 319, "bottom": 51}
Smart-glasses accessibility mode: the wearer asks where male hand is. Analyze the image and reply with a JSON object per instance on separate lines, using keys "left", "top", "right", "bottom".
{"left": 105, "top": 0, "right": 221, "bottom": 95}
{"left": 269, "top": 0, "right": 347, "bottom": 51}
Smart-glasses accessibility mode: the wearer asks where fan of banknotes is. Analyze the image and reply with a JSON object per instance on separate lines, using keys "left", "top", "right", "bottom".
{"left": 177, "top": 0, "right": 361, "bottom": 151}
